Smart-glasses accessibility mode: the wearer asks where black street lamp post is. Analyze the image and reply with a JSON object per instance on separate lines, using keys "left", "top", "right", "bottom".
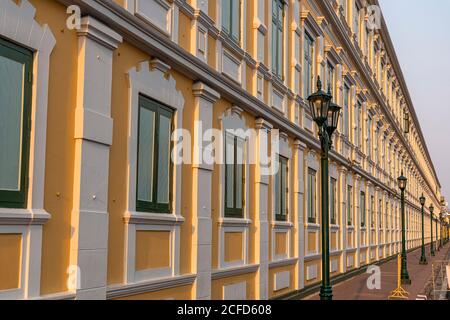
{"left": 435, "top": 216, "right": 439, "bottom": 252}
{"left": 439, "top": 213, "right": 443, "bottom": 249}
{"left": 419, "top": 194, "right": 427, "bottom": 265}
{"left": 397, "top": 172, "right": 411, "bottom": 285}
{"left": 307, "top": 77, "right": 341, "bottom": 301}
{"left": 430, "top": 204, "right": 435, "bottom": 256}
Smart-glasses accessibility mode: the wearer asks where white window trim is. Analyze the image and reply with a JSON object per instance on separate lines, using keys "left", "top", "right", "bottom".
{"left": 0, "top": 0, "right": 55, "bottom": 299}
{"left": 217, "top": 106, "right": 251, "bottom": 269}
{"left": 271, "top": 132, "right": 293, "bottom": 262}
{"left": 124, "top": 60, "right": 185, "bottom": 284}
{"left": 125, "top": 0, "right": 179, "bottom": 43}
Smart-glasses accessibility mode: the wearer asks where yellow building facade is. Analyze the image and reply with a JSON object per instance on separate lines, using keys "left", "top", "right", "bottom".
{"left": 0, "top": 0, "right": 445, "bottom": 300}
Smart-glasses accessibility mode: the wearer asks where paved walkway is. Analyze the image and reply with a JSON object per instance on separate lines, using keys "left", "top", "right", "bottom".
{"left": 305, "top": 243, "right": 450, "bottom": 300}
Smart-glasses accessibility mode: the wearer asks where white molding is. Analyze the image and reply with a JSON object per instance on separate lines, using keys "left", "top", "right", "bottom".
{"left": 107, "top": 274, "right": 196, "bottom": 299}
{"left": 126, "top": 60, "right": 184, "bottom": 217}
{"left": 211, "top": 264, "right": 259, "bottom": 280}
{"left": 218, "top": 108, "right": 251, "bottom": 270}
{"left": 223, "top": 281, "right": 247, "bottom": 300}
{"left": 124, "top": 60, "right": 185, "bottom": 286}
{"left": 0, "top": 0, "right": 55, "bottom": 300}
{"left": 274, "top": 271, "right": 290, "bottom": 291}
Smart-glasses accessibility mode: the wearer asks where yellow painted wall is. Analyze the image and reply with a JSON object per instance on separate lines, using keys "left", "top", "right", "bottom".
{"left": 224, "top": 232, "right": 243, "bottom": 263}
{"left": 275, "top": 232, "right": 287, "bottom": 256}
{"left": 135, "top": 231, "right": 171, "bottom": 271}
{"left": 24, "top": 0, "right": 78, "bottom": 295}
{"left": 0, "top": 234, "right": 22, "bottom": 291}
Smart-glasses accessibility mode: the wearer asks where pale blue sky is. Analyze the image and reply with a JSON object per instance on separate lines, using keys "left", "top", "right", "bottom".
{"left": 379, "top": 0, "right": 450, "bottom": 199}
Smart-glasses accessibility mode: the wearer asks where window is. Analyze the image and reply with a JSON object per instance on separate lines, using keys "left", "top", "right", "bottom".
{"left": 303, "top": 32, "right": 314, "bottom": 97}
{"left": 375, "top": 127, "right": 379, "bottom": 164}
{"left": 341, "top": 0, "right": 348, "bottom": 20}
{"left": 222, "top": 0, "right": 241, "bottom": 43}
{"left": 367, "top": 116, "right": 372, "bottom": 159}
{"left": 370, "top": 196, "right": 375, "bottom": 228}
{"left": 137, "top": 95, "right": 173, "bottom": 213}
{"left": 225, "top": 132, "right": 245, "bottom": 218}
{"left": 0, "top": 38, "right": 33, "bottom": 209}
{"left": 378, "top": 199, "right": 382, "bottom": 229}
{"left": 386, "top": 201, "right": 389, "bottom": 229}
{"left": 272, "top": 0, "right": 284, "bottom": 79}
{"left": 307, "top": 168, "right": 317, "bottom": 223}
{"left": 330, "top": 178, "right": 337, "bottom": 225}
{"left": 365, "top": 26, "right": 370, "bottom": 57}
{"left": 355, "top": 100, "right": 362, "bottom": 147}
{"left": 275, "top": 156, "right": 288, "bottom": 221}
{"left": 347, "top": 186, "right": 353, "bottom": 226}
{"left": 343, "top": 84, "right": 350, "bottom": 137}
{"left": 353, "top": 2, "right": 361, "bottom": 44}
{"left": 327, "top": 62, "right": 335, "bottom": 100}
{"left": 360, "top": 191, "right": 366, "bottom": 228}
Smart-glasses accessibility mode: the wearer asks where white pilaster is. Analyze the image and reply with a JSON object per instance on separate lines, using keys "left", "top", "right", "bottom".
{"left": 192, "top": 82, "right": 220, "bottom": 300}
{"left": 254, "top": 118, "right": 272, "bottom": 300}
{"left": 294, "top": 139, "right": 306, "bottom": 290}
{"left": 71, "top": 17, "right": 122, "bottom": 300}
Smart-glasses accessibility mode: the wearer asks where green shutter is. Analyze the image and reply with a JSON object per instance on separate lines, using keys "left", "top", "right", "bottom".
{"left": 0, "top": 37, "right": 33, "bottom": 209}
{"left": 225, "top": 134, "right": 245, "bottom": 218}
{"left": 136, "top": 95, "right": 173, "bottom": 214}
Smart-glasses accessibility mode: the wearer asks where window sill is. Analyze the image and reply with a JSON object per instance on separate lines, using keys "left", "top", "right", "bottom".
{"left": 124, "top": 211, "right": 185, "bottom": 226}
{"left": 0, "top": 208, "right": 50, "bottom": 225}
{"left": 271, "top": 221, "right": 294, "bottom": 229}
{"left": 306, "top": 223, "right": 320, "bottom": 230}
{"left": 218, "top": 217, "right": 252, "bottom": 228}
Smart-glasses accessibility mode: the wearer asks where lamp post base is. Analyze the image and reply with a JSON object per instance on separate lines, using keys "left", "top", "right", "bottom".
{"left": 319, "top": 286, "right": 333, "bottom": 301}
{"left": 419, "top": 256, "right": 428, "bottom": 265}
{"left": 401, "top": 278, "right": 411, "bottom": 285}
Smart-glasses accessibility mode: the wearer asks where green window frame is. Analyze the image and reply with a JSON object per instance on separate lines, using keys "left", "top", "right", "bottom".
{"left": 275, "top": 156, "right": 288, "bottom": 222}
{"left": 343, "top": 84, "right": 350, "bottom": 137}
{"left": 136, "top": 95, "right": 173, "bottom": 214}
{"left": 222, "top": 0, "right": 241, "bottom": 43}
{"left": 225, "top": 133, "right": 245, "bottom": 218}
{"left": 0, "top": 37, "right": 33, "bottom": 209}
{"left": 370, "top": 195, "right": 375, "bottom": 228}
{"left": 271, "top": 0, "right": 284, "bottom": 80}
{"left": 327, "top": 61, "right": 335, "bottom": 101}
{"left": 360, "top": 191, "right": 366, "bottom": 228}
{"left": 307, "top": 168, "right": 316, "bottom": 224}
{"left": 347, "top": 185, "right": 353, "bottom": 226}
{"left": 303, "top": 32, "right": 314, "bottom": 97}
{"left": 330, "top": 178, "right": 337, "bottom": 225}
{"left": 378, "top": 199, "right": 382, "bottom": 229}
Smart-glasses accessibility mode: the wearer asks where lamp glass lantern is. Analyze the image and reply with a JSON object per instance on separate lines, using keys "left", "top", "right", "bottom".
{"left": 307, "top": 77, "right": 332, "bottom": 126}
{"left": 397, "top": 172, "right": 407, "bottom": 191}
{"left": 326, "top": 100, "right": 342, "bottom": 138}
{"left": 419, "top": 194, "right": 426, "bottom": 206}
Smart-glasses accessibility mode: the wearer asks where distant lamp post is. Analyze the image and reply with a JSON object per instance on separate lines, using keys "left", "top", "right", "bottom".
{"left": 397, "top": 171, "right": 411, "bottom": 285}
{"left": 430, "top": 204, "right": 435, "bottom": 256}
{"left": 435, "top": 215, "right": 439, "bottom": 252}
{"left": 419, "top": 194, "right": 427, "bottom": 265}
{"left": 439, "top": 213, "right": 444, "bottom": 249}
{"left": 307, "top": 77, "right": 341, "bottom": 301}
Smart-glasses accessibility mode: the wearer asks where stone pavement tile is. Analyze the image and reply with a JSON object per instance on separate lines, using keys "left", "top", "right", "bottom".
{"left": 305, "top": 243, "right": 450, "bottom": 300}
